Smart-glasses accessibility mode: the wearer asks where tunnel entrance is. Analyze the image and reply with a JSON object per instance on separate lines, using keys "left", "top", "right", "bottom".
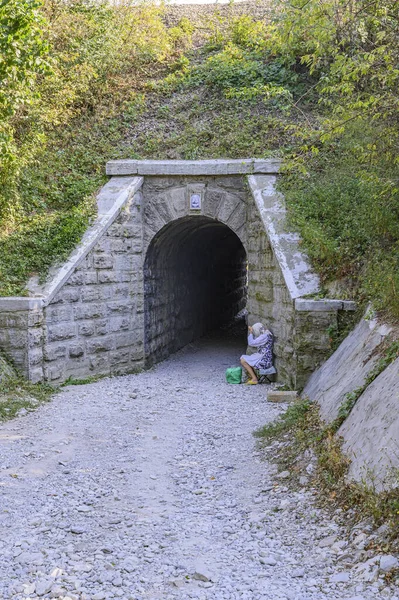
{"left": 144, "top": 216, "right": 247, "bottom": 366}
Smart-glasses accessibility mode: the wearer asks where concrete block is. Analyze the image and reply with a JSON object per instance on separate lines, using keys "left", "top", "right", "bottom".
{"left": 29, "top": 367, "right": 44, "bottom": 383}
{"left": 74, "top": 303, "right": 106, "bottom": 320}
{"left": 107, "top": 301, "right": 133, "bottom": 314}
{"left": 78, "top": 322, "right": 95, "bottom": 337}
{"left": 106, "top": 159, "right": 281, "bottom": 176}
{"left": 89, "top": 354, "right": 110, "bottom": 372}
{"left": 342, "top": 300, "right": 356, "bottom": 311}
{"left": 51, "top": 288, "right": 81, "bottom": 304}
{"left": 267, "top": 391, "right": 298, "bottom": 403}
{"left": 44, "top": 344, "right": 68, "bottom": 361}
{"left": 295, "top": 299, "right": 343, "bottom": 312}
{"left": 69, "top": 344, "right": 84, "bottom": 358}
{"left": 93, "top": 254, "right": 114, "bottom": 269}
{"left": 46, "top": 324, "right": 76, "bottom": 342}
{"left": 95, "top": 319, "right": 108, "bottom": 336}
{"left": 86, "top": 338, "right": 114, "bottom": 354}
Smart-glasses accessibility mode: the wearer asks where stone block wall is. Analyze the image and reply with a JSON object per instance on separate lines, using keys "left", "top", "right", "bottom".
{"left": 40, "top": 187, "right": 145, "bottom": 383}
{"left": 0, "top": 300, "right": 43, "bottom": 380}
{"left": 142, "top": 176, "right": 248, "bottom": 364}
{"left": 0, "top": 160, "right": 356, "bottom": 389}
{"left": 246, "top": 194, "right": 296, "bottom": 385}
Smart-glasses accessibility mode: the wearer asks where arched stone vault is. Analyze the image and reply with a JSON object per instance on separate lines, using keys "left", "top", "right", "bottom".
{"left": 0, "top": 160, "right": 355, "bottom": 389}
{"left": 144, "top": 216, "right": 247, "bottom": 365}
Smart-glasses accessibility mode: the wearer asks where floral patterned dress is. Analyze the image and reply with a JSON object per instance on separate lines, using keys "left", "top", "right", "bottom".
{"left": 241, "top": 331, "right": 273, "bottom": 369}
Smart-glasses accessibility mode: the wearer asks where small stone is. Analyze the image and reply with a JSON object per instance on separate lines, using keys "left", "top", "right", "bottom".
{"left": 70, "top": 526, "right": 85, "bottom": 534}
{"left": 306, "top": 463, "right": 315, "bottom": 475}
{"left": 22, "top": 583, "right": 36, "bottom": 595}
{"left": 292, "top": 568, "right": 305, "bottom": 577}
{"left": 379, "top": 554, "right": 399, "bottom": 572}
{"left": 260, "top": 555, "right": 277, "bottom": 566}
{"left": 319, "top": 535, "right": 337, "bottom": 548}
{"left": 330, "top": 572, "right": 350, "bottom": 583}
{"left": 276, "top": 470, "right": 290, "bottom": 479}
{"left": 193, "top": 571, "right": 210, "bottom": 582}
{"left": 299, "top": 476, "right": 308, "bottom": 485}
{"left": 35, "top": 578, "right": 53, "bottom": 596}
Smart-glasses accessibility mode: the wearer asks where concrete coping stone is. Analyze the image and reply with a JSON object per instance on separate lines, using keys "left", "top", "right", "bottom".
{"left": 248, "top": 174, "right": 321, "bottom": 300}
{"left": 42, "top": 176, "right": 143, "bottom": 305}
{"left": 105, "top": 158, "right": 281, "bottom": 176}
{"left": 248, "top": 174, "right": 356, "bottom": 310}
{"left": 0, "top": 297, "right": 45, "bottom": 311}
{"left": 0, "top": 176, "right": 143, "bottom": 310}
{"left": 267, "top": 390, "right": 298, "bottom": 403}
{"left": 295, "top": 299, "right": 357, "bottom": 312}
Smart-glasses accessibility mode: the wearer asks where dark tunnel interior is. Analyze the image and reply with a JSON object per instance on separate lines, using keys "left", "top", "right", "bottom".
{"left": 144, "top": 216, "right": 247, "bottom": 365}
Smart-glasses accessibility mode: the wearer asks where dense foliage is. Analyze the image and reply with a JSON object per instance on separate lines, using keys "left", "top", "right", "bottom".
{"left": 0, "top": 0, "right": 398, "bottom": 319}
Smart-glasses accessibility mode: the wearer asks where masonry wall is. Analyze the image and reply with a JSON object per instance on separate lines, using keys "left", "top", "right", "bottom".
{"left": 141, "top": 175, "right": 248, "bottom": 364}
{"left": 0, "top": 310, "right": 30, "bottom": 377}
{"left": 40, "top": 189, "right": 145, "bottom": 383}
{"left": 0, "top": 163, "right": 353, "bottom": 389}
{"left": 246, "top": 198, "right": 297, "bottom": 386}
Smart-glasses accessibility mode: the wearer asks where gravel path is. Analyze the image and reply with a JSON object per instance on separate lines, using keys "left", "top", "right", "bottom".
{"left": 0, "top": 331, "right": 397, "bottom": 600}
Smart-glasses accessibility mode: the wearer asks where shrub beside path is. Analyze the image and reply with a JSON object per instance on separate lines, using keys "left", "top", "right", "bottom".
{"left": 0, "top": 332, "right": 397, "bottom": 599}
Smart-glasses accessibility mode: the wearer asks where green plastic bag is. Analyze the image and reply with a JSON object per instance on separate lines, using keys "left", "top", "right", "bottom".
{"left": 225, "top": 367, "right": 242, "bottom": 384}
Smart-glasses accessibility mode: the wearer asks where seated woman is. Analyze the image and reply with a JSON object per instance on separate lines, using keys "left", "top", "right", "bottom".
{"left": 240, "top": 322, "right": 273, "bottom": 385}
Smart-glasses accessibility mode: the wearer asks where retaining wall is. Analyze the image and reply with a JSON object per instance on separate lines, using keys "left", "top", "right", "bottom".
{"left": 0, "top": 160, "right": 354, "bottom": 387}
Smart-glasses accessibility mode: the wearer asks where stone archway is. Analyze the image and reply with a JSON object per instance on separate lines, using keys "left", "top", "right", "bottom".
{"left": 144, "top": 216, "right": 247, "bottom": 365}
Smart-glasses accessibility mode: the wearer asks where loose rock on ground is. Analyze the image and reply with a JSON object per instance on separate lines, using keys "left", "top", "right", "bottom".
{"left": 0, "top": 331, "right": 398, "bottom": 600}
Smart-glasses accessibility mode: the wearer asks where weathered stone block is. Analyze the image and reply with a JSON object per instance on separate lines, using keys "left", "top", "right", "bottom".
{"left": 95, "top": 319, "right": 108, "bottom": 336}
{"left": 93, "top": 254, "right": 114, "bottom": 269}
{"left": 28, "top": 310, "right": 44, "bottom": 327}
{"left": 47, "top": 324, "right": 76, "bottom": 342}
{"left": 114, "top": 332, "right": 135, "bottom": 349}
{"left": 28, "top": 349, "right": 43, "bottom": 366}
{"left": 109, "top": 316, "right": 130, "bottom": 332}
{"left": 0, "top": 312, "right": 28, "bottom": 328}
{"left": 67, "top": 272, "right": 84, "bottom": 286}
{"left": 45, "top": 305, "right": 73, "bottom": 324}
{"left": 112, "top": 285, "right": 130, "bottom": 298}
{"left": 107, "top": 301, "right": 132, "bottom": 314}
{"left": 78, "top": 322, "right": 95, "bottom": 337}
{"left": 74, "top": 303, "right": 106, "bottom": 320}
{"left": 114, "top": 254, "right": 135, "bottom": 271}
{"left": 86, "top": 338, "right": 114, "bottom": 354}
{"left": 43, "top": 364, "right": 63, "bottom": 381}
{"left": 28, "top": 328, "right": 43, "bottom": 348}
{"left": 51, "top": 287, "right": 81, "bottom": 304}
{"left": 44, "top": 344, "right": 67, "bottom": 362}
{"left": 89, "top": 354, "right": 109, "bottom": 372}
{"left": 29, "top": 367, "right": 44, "bottom": 383}
{"left": 98, "top": 271, "right": 118, "bottom": 284}
{"left": 69, "top": 344, "right": 84, "bottom": 358}
{"left": 80, "top": 287, "right": 101, "bottom": 303}
{"left": 83, "top": 272, "right": 97, "bottom": 285}
{"left": 110, "top": 349, "right": 130, "bottom": 364}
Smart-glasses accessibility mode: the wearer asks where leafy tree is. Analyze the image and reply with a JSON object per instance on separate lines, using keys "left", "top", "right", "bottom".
{"left": 0, "top": 0, "right": 49, "bottom": 217}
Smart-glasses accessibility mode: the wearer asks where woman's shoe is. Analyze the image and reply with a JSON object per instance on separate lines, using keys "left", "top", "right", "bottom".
{"left": 245, "top": 380, "right": 258, "bottom": 385}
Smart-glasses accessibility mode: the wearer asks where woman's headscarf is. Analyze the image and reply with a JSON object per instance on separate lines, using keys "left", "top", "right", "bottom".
{"left": 252, "top": 322, "right": 266, "bottom": 338}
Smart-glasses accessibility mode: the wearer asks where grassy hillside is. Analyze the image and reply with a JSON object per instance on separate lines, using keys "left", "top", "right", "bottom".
{"left": 0, "top": 0, "right": 398, "bottom": 320}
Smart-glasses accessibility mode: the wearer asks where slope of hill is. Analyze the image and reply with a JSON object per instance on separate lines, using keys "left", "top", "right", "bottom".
{"left": 0, "top": 0, "right": 398, "bottom": 319}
